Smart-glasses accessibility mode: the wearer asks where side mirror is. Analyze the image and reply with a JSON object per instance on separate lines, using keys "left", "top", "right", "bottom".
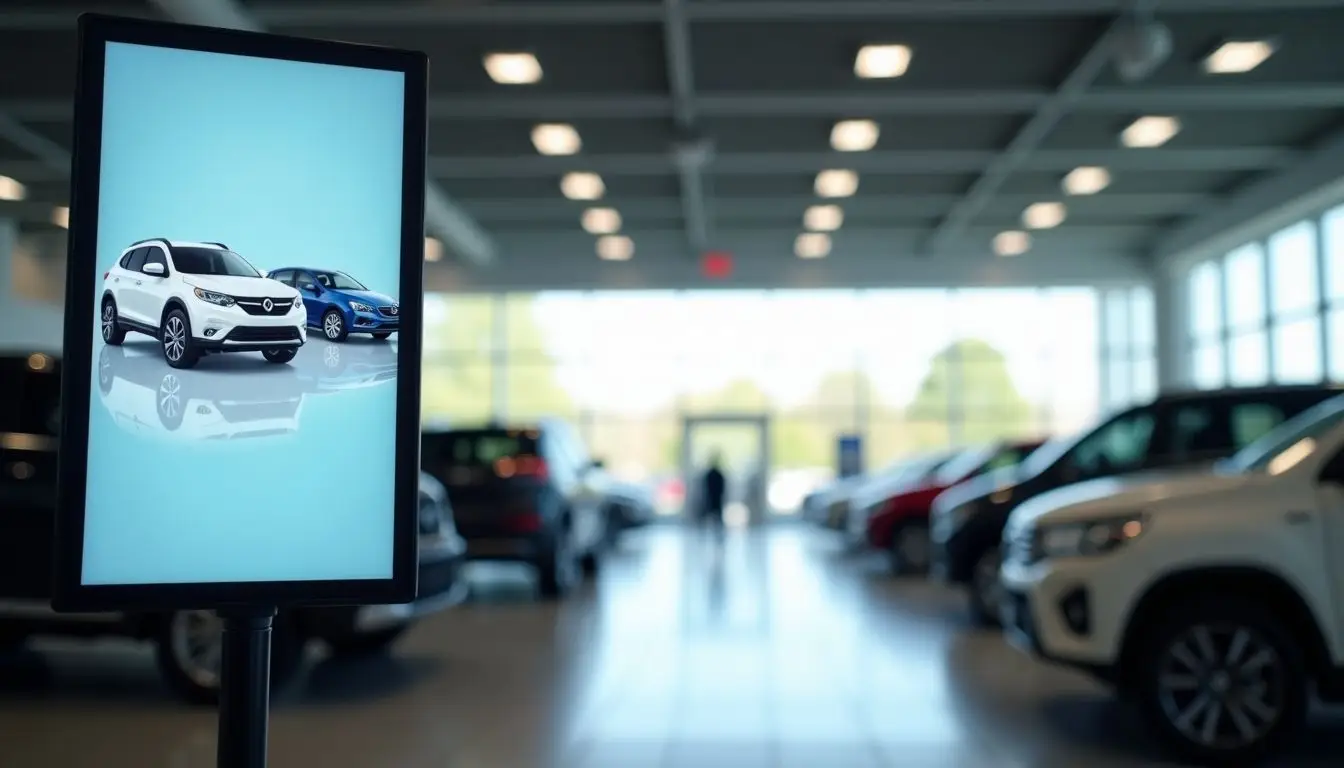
{"left": 142, "top": 262, "right": 165, "bottom": 277}
{"left": 302, "top": 283, "right": 318, "bottom": 294}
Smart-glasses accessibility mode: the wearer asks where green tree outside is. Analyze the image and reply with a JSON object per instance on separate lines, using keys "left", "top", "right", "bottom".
{"left": 905, "top": 337, "right": 1033, "bottom": 447}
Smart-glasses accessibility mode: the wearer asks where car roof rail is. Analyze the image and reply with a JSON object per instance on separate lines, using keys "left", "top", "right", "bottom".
{"left": 127, "top": 237, "right": 171, "bottom": 249}
{"left": 205, "top": 242, "right": 229, "bottom": 250}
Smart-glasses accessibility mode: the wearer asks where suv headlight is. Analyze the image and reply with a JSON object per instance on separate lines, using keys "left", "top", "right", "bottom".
{"left": 1033, "top": 513, "right": 1146, "bottom": 560}
{"left": 193, "top": 288, "right": 235, "bottom": 307}
{"left": 349, "top": 301, "right": 374, "bottom": 313}
{"left": 291, "top": 296, "right": 303, "bottom": 309}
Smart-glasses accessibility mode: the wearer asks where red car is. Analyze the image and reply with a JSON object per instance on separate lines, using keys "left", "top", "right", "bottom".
{"left": 865, "top": 439, "right": 1045, "bottom": 575}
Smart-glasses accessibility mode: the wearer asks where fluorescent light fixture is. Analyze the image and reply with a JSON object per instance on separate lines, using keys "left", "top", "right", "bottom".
{"left": 1023, "top": 202, "right": 1066, "bottom": 230}
{"left": 815, "top": 169, "right": 859, "bottom": 198}
{"left": 597, "top": 235, "right": 634, "bottom": 261}
{"left": 561, "top": 172, "right": 605, "bottom": 200}
{"left": 803, "top": 204, "right": 844, "bottom": 232}
{"left": 993, "top": 230, "right": 1030, "bottom": 257}
{"left": 582, "top": 207, "right": 622, "bottom": 235}
{"left": 1204, "top": 40, "right": 1275, "bottom": 74}
{"left": 0, "top": 175, "right": 26, "bottom": 201}
{"left": 830, "top": 119, "right": 879, "bottom": 152}
{"left": 51, "top": 206, "right": 69, "bottom": 229}
{"left": 795, "top": 232, "right": 832, "bottom": 259}
{"left": 1062, "top": 166, "right": 1110, "bottom": 196}
{"left": 484, "top": 52, "right": 542, "bottom": 84}
{"left": 424, "top": 236, "right": 444, "bottom": 262}
{"left": 532, "top": 123, "right": 581, "bottom": 156}
{"left": 1120, "top": 116, "right": 1180, "bottom": 148}
{"left": 854, "top": 44, "right": 912, "bottom": 79}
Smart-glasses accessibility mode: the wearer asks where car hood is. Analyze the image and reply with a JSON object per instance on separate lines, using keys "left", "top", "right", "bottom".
{"left": 184, "top": 274, "right": 297, "bottom": 298}
{"left": 1007, "top": 468, "right": 1255, "bottom": 531}
{"left": 332, "top": 288, "right": 397, "bottom": 305}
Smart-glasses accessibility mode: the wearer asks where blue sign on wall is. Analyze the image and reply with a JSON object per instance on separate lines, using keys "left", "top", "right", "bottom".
{"left": 837, "top": 434, "right": 863, "bottom": 478}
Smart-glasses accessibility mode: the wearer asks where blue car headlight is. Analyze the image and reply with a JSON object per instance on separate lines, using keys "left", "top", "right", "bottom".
{"left": 192, "top": 288, "right": 235, "bottom": 307}
{"left": 349, "top": 301, "right": 374, "bottom": 313}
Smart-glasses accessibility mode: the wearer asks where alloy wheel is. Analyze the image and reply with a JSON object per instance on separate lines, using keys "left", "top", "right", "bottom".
{"left": 324, "top": 314, "right": 342, "bottom": 339}
{"left": 324, "top": 344, "right": 341, "bottom": 368}
{"left": 895, "top": 527, "right": 930, "bottom": 571}
{"left": 158, "top": 374, "right": 182, "bottom": 420}
{"left": 974, "top": 549, "right": 1004, "bottom": 620}
{"left": 1156, "top": 623, "right": 1285, "bottom": 751}
{"left": 169, "top": 610, "right": 224, "bottom": 690}
{"left": 164, "top": 316, "right": 186, "bottom": 362}
{"left": 101, "top": 304, "right": 115, "bottom": 341}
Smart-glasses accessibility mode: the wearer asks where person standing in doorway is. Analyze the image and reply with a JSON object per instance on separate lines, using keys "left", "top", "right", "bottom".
{"left": 701, "top": 452, "right": 727, "bottom": 540}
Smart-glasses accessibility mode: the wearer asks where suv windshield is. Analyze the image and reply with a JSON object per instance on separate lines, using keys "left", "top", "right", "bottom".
{"left": 933, "top": 446, "right": 994, "bottom": 485}
{"left": 172, "top": 247, "right": 260, "bottom": 277}
{"left": 1223, "top": 395, "right": 1344, "bottom": 473}
{"left": 313, "top": 271, "right": 367, "bottom": 291}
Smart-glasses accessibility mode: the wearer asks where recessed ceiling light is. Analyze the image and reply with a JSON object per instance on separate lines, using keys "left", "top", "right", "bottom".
{"left": 597, "top": 235, "right": 634, "bottom": 261}
{"left": 561, "top": 172, "right": 605, "bottom": 201}
{"left": 830, "top": 119, "right": 879, "bottom": 152}
{"left": 795, "top": 232, "right": 832, "bottom": 259}
{"left": 424, "top": 236, "right": 443, "bottom": 262}
{"left": 582, "top": 207, "right": 622, "bottom": 235}
{"left": 804, "top": 204, "right": 844, "bottom": 232}
{"left": 532, "top": 123, "right": 581, "bottom": 156}
{"left": 484, "top": 52, "right": 542, "bottom": 85}
{"left": 1204, "top": 40, "right": 1275, "bottom": 74}
{"left": 1023, "top": 202, "right": 1066, "bottom": 229}
{"left": 815, "top": 169, "right": 859, "bottom": 198}
{"left": 0, "top": 175, "right": 26, "bottom": 202}
{"left": 1062, "top": 166, "right": 1111, "bottom": 196}
{"left": 1120, "top": 116, "right": 1180, "bottom": 148}
{"left": 51, "top": 206, "right": 69, "bottom": 229}
{"left": 854, "top": 44, "right": 912, "bottom": 79}
{"left": 993, "top": 230, "right": 1030, "bottom": 257}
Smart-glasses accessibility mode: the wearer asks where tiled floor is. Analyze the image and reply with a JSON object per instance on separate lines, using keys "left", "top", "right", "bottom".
{"left": 2, "top": 525, "right": 1343, "bottom": 767}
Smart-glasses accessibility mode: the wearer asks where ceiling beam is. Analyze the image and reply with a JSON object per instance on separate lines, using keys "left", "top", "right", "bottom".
{"left": 0, "top": 112, "right": 70, "bottom": 170}
{"left": 144, "top": 0, "right": 496, "bottom": 266}
{"left": 662, "top": 0, "right": 711, "bottom": 254}
{"left": 925, "top": 22, "right": 1121, "bottom": 253}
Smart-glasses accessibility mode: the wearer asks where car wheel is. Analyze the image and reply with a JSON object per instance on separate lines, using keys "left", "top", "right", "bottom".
{"left": 322, "top": 309, "right": 348, "bottom": 342}
{"left": 156, "top": 373, "right": 185, "bottom": 431}
{"left": 262, "top": 346, "right": 297, "bottom": 364}
{"left": 889, "top": 521, "right": 931, "bottom": 577}
{"left": 1134, "top": 598, "right": 1308, "bottom": 766}
{"left": 372, "top": 332, "right": 391, "bottom": 340}
{"left": 98, "top": 346, "right": 116, "bottom": 394}
{"left": 538, "top": 529, "right": 580, "bottom": 600}
{"left": 968, "top": 546, "right": 1004, "bottom": 627}
{"left": 160, "top": 309, "right": 200, "bottom": 369}
{"left": 101, "top": 298, "right": 126, "bottom": 345}
{"left": 324, "top": 625, "right": 408, "bottom": 657}
{"left": 155, "top": 610, "right": 304, "bottom": 706}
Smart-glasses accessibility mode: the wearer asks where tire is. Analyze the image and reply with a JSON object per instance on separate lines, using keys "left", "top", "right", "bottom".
{"left": 160, "top": 309, "right": 200, "bottom": 369}
{"left": 888, "top": 521, "right": 931, "bottom": 576}
{"left": 321, "top": 309, "right": 349, "bottom": 342}
{"left": 324, "top": 625, "right": 408, "bottom": 657}
{"left": 372, "top": 332, "right": 391, "bottom": 340}
{"left": 155, "top": 610, "right": 304, "bottom": 706}
{"left": 968, "top": 546, "right": 1004, "bottom": 627}
{"left": 101, "top": 298, "right": 126, "bottom": 345}
{"left": 538, "top": 528, "right": 580, "bottom": 600}
{"left": 1131, "top": 598, "right": 1309, "bottom": 766}
{"left": 262, "top": 346, "right": 298, "bottom": 364}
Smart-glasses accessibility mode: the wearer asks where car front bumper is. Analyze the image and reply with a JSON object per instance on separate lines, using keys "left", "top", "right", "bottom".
{"left": 190, "top": 299, "right": 307, "bottom": 349}
{"left": 349, "top": 308, "right": 399, "bottom": 334}
{"left": 999, "top": 554, "right": 1130, "bottom": 669}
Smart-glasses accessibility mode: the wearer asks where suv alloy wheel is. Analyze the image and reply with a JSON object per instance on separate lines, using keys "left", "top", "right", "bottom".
{"left": 160, "top": 309, "right": 200, "bottom": 369}
{"left": 101, "top": 299, "right": 126, "bottom": 345}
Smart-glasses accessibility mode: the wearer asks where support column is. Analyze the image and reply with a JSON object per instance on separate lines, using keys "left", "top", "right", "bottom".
{"left": 0, "top": 220, "right": 65, "bottom": 354}
{"left": 1153, "top": 262, "right": 1187, "bottom": 392}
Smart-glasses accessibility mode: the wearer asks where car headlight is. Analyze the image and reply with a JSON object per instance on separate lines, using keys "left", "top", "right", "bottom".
{"left": 193, "top": 287, "right": 235, "bottom": 307}
{"left": 349, "top": 301, "right": 374, "bottom": 313}
{"left": 291, "top": 296, "right": 303, "bottom": 309}
{"left": 1033, "top": 513, "right": 1146, "bottom": 560}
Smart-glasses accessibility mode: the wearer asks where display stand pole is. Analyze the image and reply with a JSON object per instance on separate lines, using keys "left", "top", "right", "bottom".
{"left": 216, "top": 606, "right": 277, "bottom": 768}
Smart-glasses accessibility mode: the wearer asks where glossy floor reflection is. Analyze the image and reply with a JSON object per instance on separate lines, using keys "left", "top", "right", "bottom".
{"left": 3, "top": 525, "right": 1343, "bottom": 767}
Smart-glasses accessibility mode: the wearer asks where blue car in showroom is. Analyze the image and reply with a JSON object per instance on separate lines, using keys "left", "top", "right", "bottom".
{"left": 265, "top": 267, "right": 399, "bottom": 342}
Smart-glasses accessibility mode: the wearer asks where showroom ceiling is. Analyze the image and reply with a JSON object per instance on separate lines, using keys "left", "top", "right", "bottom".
{"left": 3, "top": 0, "right": 1344, "bottom": 276}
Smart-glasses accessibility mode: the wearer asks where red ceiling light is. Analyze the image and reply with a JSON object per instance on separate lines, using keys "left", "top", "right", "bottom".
{"left": 701, "top": 251, "right": 733, "bottom": 279}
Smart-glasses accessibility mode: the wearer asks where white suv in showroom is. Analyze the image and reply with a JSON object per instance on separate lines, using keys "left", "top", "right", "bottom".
{"left": 101, "top": 239, "right": 305, "bottom": 369}
{"left": 1001, "top": 395, "right": 1344, "bottom": 765}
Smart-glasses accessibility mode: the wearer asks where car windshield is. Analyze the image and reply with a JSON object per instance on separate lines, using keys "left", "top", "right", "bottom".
{"left": 313, "top": 271, "right": 367, "bottom": 291}
{"left": 1223, "top": 395, "right": 1344, "bottom": 474}
{"left": 172, "top": 247, "right": 260, "bottom": 277}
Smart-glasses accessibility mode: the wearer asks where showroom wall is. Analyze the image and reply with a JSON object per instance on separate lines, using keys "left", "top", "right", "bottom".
{"left": 0, "top": 220, "right": 65, "bottom": 354}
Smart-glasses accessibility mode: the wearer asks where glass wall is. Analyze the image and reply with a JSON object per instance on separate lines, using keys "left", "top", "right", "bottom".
{"left": 1100, "top": 286, "right": 1158, "bottom": 411}
{"left": 1183, "top": 204, "right": 1342, "bottom": 388}
{"left": 422, "top": 289, "right": 1105, "bottom": 488}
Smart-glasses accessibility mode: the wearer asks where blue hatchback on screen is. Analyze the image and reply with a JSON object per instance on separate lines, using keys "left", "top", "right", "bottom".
{"left": 265, "top": 267, "right": 399, "bottom": 342}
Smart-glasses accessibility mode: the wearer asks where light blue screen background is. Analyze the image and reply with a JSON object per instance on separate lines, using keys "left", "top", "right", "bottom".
{"left": 83, "top": 42, "right": 406, "bottom": 585}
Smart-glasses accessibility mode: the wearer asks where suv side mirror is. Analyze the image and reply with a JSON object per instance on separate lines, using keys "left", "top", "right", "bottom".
{"left": 142, "top": 262, "right": 165, "bottom": 277}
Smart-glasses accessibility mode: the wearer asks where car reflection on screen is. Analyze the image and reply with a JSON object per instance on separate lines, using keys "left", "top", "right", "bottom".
{"left": 97, "top": 343, "right": 306, "bottom": 441}
{"left": 299, "top": 338, "right": 398, "bottom": 395}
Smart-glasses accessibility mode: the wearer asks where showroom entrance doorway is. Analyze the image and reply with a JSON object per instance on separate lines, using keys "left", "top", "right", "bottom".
{"left": 681, "top": 414, "right": 770, "bottom": 526}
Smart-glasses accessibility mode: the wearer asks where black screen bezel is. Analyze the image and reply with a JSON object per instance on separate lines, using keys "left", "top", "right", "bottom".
{"left": 52, "top": 14, "right": 426, "bottom": 612}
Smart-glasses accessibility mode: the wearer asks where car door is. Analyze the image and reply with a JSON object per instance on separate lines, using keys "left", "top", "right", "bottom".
{"left": 112, "top": 247, "right": 150, "bottom": 324}
{"left": 138, "top": 244, "right": 172, "bottom": 323}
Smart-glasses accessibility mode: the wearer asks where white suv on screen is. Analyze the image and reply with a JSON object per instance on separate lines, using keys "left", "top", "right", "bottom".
{"left": 100, "top": 239, "right": 306, "bottom": 369}
{"left": 1000, "top": 395, "right": 1344, "bottom": 765}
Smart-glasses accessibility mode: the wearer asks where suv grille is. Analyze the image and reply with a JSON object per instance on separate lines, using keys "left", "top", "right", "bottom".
{"left": 379, "top": 306, "right": 399, "bottom": 317}
{"left": 226, "top": 326, "right": 301, "bottom": 342}
{"left": 236, "top": 297, "right": 294, "bottom": 316}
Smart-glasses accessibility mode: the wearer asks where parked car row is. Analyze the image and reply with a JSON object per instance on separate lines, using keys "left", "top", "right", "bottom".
{"left": 810, "top": 382, "right": 1344, "bottom": 765}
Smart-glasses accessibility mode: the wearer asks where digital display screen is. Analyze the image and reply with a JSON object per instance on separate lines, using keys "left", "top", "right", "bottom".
{"left": 81, "top": 41, "right": 406, "bottom": 586}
